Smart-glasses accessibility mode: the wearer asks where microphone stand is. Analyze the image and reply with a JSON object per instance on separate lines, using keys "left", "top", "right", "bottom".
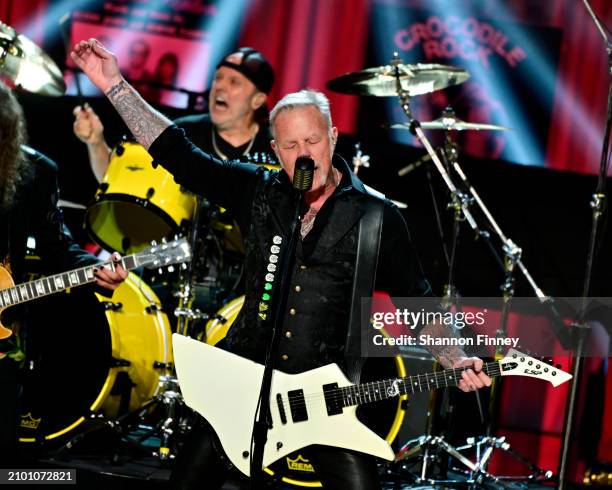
{"left": 558, "top": 2, "right": 612, "bottom": 487}
{"left": 249, "top": 159, "right": 313, "bottom": 487}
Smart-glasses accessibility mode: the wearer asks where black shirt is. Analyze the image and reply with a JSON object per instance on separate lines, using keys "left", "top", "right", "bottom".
{"left": 174, "top": 113, "right": 274, "bottom": 162}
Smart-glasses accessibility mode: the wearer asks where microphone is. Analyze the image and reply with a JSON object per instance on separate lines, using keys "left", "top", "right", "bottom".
{"left": 293, "top": 156, "right": 315, "bottom": 192}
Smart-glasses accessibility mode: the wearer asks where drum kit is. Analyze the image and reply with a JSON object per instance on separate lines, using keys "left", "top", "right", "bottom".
{"left": 2, "top": 23, "right": 553, "bottom": 489}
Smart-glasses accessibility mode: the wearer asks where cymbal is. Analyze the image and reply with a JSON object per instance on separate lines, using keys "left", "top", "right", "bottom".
{"left": 327, "top": 63, "right": 469, "bottom": 97}
{"left": 391, "top": 116, "right": 509, "bottom": 132}
{"left": 0, "top": 22, "right": 66, "bottom": 96}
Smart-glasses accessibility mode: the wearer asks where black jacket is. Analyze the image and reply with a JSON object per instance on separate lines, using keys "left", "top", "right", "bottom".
{"left": 0, "top": 147, "right": 97, "bottom": 284}
{"left": 150, "top": 126, "right": 430, "bottom": 373}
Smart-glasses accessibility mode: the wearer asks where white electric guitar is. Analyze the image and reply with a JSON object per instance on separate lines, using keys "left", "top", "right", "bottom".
{"left": 172, "top": 334, "right": 572, "bottom": 477}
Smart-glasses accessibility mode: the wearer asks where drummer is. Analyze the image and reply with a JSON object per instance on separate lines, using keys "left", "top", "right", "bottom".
{"left": 73, "top": 47, "right": 276, "bottom": 307}
{"left": 73, "top": 47, "right": 275, "bottom": 181}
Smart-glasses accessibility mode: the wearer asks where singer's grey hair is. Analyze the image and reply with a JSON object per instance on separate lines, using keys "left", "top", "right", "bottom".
{"left": 269, "top": 89, "right": 332, "bottom": 138}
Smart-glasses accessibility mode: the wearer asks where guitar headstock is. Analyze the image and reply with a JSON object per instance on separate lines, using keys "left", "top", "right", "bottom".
{"left": 499, "top": 348, "right": 572, "bottom": 387}
{"left": 139, "top": 237, "right": 192, "bottom": 269}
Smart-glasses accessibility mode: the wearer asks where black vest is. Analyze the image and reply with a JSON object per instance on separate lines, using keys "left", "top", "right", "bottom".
{"left": 224, "top": 168, "right": 378, "bottom": 374}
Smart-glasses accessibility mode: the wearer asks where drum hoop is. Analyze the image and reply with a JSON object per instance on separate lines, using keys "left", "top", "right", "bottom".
{"left": 18, "top": 274, "right": 171, "bottom": 444}
{"left": 85, "top": 194, "right": 180, "bottom": 253}
{"left": 87, "top": 274, "right": 170, "bottom": 411}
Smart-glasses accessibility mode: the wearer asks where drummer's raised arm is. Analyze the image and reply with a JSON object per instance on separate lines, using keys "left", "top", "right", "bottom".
{"left": 70, "top": 39, "right": 170, "bottom": 150}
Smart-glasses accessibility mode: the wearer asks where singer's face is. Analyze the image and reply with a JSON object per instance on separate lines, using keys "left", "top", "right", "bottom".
{"left": 271, "top": 106, "right": 337, "bottom": 192}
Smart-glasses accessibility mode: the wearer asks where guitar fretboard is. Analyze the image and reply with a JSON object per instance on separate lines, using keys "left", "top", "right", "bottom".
{"left": 339, "top": 362, "right": 502, "bottom": 407}
{"left": 0, "top": 256, "right": 139, "bottom": 308}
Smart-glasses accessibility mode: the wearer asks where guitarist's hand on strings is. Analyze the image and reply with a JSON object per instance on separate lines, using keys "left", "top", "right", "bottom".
{"left": 453, "top": 357, "right": 492, "bottom": 393}
{"left": 94, "top": 252, "right": 128, "bottom": 290}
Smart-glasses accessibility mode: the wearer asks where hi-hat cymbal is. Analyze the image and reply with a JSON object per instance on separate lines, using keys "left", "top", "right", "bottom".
{"left": 327, "top": 63, "right": 470, "bottom": 97}
{"left": 391, "top": 116, "right": 509, "bottom": 132}
{"left": 0, "top": 22, "right": 66, "bottom": 96}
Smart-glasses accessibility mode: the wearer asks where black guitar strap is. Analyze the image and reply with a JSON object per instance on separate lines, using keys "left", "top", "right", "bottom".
{"left": 344, "top": 195, "right": 385, "bottom": 384}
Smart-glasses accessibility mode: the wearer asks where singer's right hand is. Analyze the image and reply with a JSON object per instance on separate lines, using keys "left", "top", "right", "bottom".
{"left": 73, "top": 104, "right": 105, "bottom": 145}
{"left": 70, "top": 39, "right": 122, "bottom": 93}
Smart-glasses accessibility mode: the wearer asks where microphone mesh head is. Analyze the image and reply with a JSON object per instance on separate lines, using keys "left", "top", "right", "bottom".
{"left": 293, "top": 156, "right": 314, "bottom": 192}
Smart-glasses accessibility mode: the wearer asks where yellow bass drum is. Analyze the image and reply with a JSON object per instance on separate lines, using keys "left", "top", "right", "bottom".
{"left": 85, "top": 141, "right": 196, "bottom": 254}
{"left": 205, "top": 295, "right": 408, "bottom": 488}
{"left": 18, "top": 272, "right": 173, "bottom": 445}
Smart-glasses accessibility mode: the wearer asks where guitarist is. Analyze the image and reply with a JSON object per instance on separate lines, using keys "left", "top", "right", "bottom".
{"left": 0, "top": 82, "right": 127, "bottom": 465}
{"left": 72, "top": 39, "right": 492, "bottom": 490}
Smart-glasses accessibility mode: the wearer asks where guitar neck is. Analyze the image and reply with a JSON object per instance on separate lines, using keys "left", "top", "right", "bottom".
{"left": 0, "top": 254, "right": 145, "bottom": 309}
{"left": 341, "top": 362, "right": 501, "bottom": 408}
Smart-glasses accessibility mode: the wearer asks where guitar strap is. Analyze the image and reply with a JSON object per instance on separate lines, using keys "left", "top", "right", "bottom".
{"left": 344, "top": 194, "right": 384, "bottom": 384}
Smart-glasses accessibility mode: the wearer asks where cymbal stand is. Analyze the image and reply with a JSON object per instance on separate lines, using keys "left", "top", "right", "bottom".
{"left": 441, "top": 134, "right": 557, "bottom": 483}
{"left": 390, "top": 53, "right": 557, "bottom": 486}
{"left": 389, "top": 56, "right": 506, "bottom": 488}
{"left": 558, "top": 1, "right": 612, "bottom": 486}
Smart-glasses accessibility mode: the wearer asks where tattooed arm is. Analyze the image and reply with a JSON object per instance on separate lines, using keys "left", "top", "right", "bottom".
{"left": 70, "top": 39, "right": 170, "bottom": 149}
{"left": 420, "top": 320, "right": 492, "bottom": 392}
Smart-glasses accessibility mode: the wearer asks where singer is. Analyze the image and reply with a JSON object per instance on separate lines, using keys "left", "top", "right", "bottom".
{"left": 71, "top": 38, "right": 490, "bottom": 490}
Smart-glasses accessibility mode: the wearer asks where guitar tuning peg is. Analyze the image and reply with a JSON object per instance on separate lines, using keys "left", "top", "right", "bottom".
{"left": 151, "top": 240, "right": 157, "bottom": 246}
{"left": 161, "top": 237, "right": 167, "bottom": 244}
{"left": 158, "top": 268, "right": 163, "bottom": 275}
{"left": 181, "top": 263, "right": 188, "bottom": 270}
{"left": 168, "top": 265, "right": 175, "bottom": 273}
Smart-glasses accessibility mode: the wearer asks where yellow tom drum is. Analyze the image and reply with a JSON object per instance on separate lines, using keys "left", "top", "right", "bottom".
{"left": 205, "top": 295, "right": 407, "bottom": 488}
{"left": 18, "top": 272, "right": 173, "bottom": 444}
{"left": 85, "top": 141, "right": 196, "bottom": 254}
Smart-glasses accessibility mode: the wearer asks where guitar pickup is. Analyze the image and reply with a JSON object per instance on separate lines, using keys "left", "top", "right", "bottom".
{"left": 288, "top": 389, "right": 308, "bottom": 423}
{"left": 323, "top": 383, "right": 343, "bottom": 416}
{"left": 276, "top": 393, "right": 287, "bottom": 425}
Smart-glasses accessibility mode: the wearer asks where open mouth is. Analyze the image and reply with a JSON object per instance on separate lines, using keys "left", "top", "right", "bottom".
{"left": 214, "top": 97, "right": 228, "bottom": 110}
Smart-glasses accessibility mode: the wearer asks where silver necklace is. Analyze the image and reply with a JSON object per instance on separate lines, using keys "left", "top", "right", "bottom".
{"left": 211, "top": 128, "right": 256, "bottom": 161}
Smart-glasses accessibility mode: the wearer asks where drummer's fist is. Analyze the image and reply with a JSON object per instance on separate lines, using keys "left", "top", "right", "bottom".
{"left": 94, "top": 252, "right": 128, "bottom": 291}
{"left": 71, "top": 39, "right": 122, "bottom": 93}
{"left": 73, "top": 104, "right": 104, "bottom": 145}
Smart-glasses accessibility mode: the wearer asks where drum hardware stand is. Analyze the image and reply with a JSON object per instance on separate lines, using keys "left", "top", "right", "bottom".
{"left": 352, "top": 142, "right": 371, "bottom": 175}
{"left": 175, "top": 196, "right": 209, "bottom": 338}
{"left": 558, "top": 2, "right": 612, "bottom": 487}
{"left": 388, "top": 53, "right": 562, "bottom": 487}
{"left": 50, "top": 374, "right": 185, "bottom": 463}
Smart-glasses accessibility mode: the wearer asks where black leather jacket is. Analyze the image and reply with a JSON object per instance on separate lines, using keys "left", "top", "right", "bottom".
{"left": 150, "top": 126, "right": 430, "bottom": 373}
